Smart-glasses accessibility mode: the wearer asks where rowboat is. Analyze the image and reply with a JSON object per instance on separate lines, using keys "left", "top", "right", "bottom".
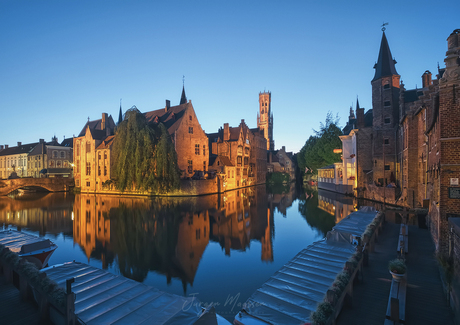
{"left": 0, "top": 229, "right": 57, "bottom": 269}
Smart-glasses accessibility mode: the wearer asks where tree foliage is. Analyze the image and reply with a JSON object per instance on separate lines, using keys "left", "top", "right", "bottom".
{"left": 112, "top": 107, "right": 180, "bottom": 193}
{"left": 297, "top": 112, "right": 343, "bottom": 175}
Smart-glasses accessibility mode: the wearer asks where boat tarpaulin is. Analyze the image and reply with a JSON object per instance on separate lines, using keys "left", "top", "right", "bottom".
{"left": 41, "top": 261, "right": 211, "bottom": 325}
{"left": 329, "top": 206, "right": 378, "bottom": 244}
{"left": 0, "top": 229, "right": 52, "bottom": 254}
{"left": 237, "top": 238, "right": 356, "bottom": 325}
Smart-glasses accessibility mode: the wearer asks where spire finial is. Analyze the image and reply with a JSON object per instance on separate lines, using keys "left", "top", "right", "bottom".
{"left": 381, "top": 22, "right": 388, "bottom": 32}
{"left": 183, "top": 75, "right": 185, "bottom": 86}
{"left": 87, "top": 116, "right": 90, "bottom": 122}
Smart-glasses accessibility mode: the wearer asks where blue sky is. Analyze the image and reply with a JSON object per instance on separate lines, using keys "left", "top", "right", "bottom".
{"left": 0, "top": 1, "right": 458, "bottom": 153}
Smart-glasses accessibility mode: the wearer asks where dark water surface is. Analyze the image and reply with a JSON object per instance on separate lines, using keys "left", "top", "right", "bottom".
{"left": 0, "top": 185, "right": 357, "bottom": 320}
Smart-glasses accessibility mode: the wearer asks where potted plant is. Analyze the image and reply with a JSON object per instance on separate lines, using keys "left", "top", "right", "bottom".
{"left": 388, "top": 258, "right": 406, "bottom": 282}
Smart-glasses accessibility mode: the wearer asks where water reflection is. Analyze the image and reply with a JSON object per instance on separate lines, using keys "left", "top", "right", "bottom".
{"left": 0, "top": 184, "right": 358, "bottom": 319}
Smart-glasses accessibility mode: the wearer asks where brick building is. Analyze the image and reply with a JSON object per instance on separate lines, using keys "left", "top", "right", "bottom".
{"left": 207, "top": 119, "right": 267, "bottom": 190}
{"left": 144, "top": 90, "right": 208, "bottom": 179}
{"left": 399, "top": 29, "right": 460, "bottom": 253}
{"left": 341, "top": 29, "right": 460, "bottom": 253}
{"left": 267, "top": 146, "right": 296, "bottom": 181}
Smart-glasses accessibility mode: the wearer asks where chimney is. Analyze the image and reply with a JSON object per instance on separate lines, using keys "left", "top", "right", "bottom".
{"left": 282, "top": 146, "right": 285, "bottom": 152}
{"left": 17, "top": 142, "right": 22, "bottom": 147}
{"left": 165, "top": 100, "right": 170, "bottom": 112}
{"left": 224, "top": 123, "right": 230, "bottom": 141}
{"left": 356, "top": 107, "right": 365, "bottom": 129}
{"left": 101, "top": 113, "right": 108, "bottom": 130}
{"left": 5, "top": 145, "right": 8, "bottom": 149}
{"left": 422, "top": 70, "right": 432, "bottom": 88}
{"left": 39, "top": 139, "right": 44, "bottom": 144}
{"left": 0, "top": 145, "right": 3, "bottom": 150}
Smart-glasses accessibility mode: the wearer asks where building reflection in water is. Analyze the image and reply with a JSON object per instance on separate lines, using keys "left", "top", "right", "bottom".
{"left": 72, "top": 185, "right": 275, "bottom": 293}
{"left": 0, "top": 192, "right": 73, "bottom": 236}
{"left": 317, "top": 189, "right": 357, "bottom": 223}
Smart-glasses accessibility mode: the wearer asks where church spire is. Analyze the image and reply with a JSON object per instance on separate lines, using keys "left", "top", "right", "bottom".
{"left": 118, "top": 99, "right": 123, "bottom": 125}
{"left": 180, "top": 76, "right": 187, "bottom": 105}
{"left": 356, "top": 97, "right": 360, "bottom": 110}
{"left": 372, "top": 31, "right": 398, "bottom": 81}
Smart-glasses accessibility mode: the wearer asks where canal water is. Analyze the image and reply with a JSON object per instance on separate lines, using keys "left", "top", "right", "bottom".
{"left": 0, "top": 184, "right": 357, "bottom": 320}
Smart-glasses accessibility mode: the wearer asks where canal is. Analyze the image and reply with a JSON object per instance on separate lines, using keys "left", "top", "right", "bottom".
{"left": 0, "top": 184, "right": 357, "bottom": 321}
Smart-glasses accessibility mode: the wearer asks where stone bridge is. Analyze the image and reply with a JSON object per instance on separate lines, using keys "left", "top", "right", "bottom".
{"left": 0, "top": 177, "right": 74, "bottom": 196}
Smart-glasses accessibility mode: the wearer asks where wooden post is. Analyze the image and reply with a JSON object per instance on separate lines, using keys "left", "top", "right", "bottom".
{"left": 326, "top": 289, "right": 336, "bottom": 305}
{"left": 66, "top": 278, "right": 76, "bottom": 325}
{"left": 390, "top": 297, "right": 399, "bottom": 322}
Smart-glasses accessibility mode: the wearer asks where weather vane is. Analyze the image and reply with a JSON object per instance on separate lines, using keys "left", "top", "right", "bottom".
{"left": 381, "top": 22, "right": 388, "bottom": 32}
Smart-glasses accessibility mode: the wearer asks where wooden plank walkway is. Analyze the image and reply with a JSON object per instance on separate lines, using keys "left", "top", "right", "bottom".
{"left": 336, "top": 220, "right": 455, "bottom": 324}
{"left": 0, "top": 276, "right": 46, "bottom": 325}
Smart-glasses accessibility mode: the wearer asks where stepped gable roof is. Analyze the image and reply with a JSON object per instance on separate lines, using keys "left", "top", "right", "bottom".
{"left": 96, "top": 135, "right": 115, "bottom": 150}
{"left": 0, "top": 142, "right": 39, "bottom": 156}
{"left": 144, "top": 102, "right": 188, "bottom": 135}
{"left": 373, "top": 32, "right": 398, "bottom": 81}
{"left": 78, "top": 115, "right": 116, "bottom": 137}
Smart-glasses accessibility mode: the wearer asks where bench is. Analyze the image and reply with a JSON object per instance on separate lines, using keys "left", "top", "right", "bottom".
{"left": 385, "top": 277, "right": 407, "bottom": 324}
{"left": 397, "top": 224, "right": 408, "bottom": 256}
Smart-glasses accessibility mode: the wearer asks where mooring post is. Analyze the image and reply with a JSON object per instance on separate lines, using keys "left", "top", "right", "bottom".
{"left": 66, "top": 278, "right": 76, "bottom": 325}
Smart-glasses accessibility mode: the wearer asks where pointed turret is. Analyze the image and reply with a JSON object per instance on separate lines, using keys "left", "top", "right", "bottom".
{"left": 372, "top": 32, "right": 398, "bottom": 81}
{"left": 180, "top": 85, "right": 187, "bottom": 105}
{"left": 356, "top": 97, "right": 360, "bottom": 110}
{"left": 118, "top": 100, "right": 123, "bottom": 125}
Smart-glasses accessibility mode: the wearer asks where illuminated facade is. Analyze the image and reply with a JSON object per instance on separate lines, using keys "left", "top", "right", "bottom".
{"left": 73, "top": 113, "right": 116, "bottom": 192}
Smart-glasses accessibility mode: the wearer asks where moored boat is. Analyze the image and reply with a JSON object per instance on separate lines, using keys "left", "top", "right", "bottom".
{"left": 0, "top": 229, "right": 57, "bottom": 269}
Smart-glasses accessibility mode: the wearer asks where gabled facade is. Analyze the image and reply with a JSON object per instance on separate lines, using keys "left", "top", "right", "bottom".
{"left": 208, "top": 119, "right": 267, "bottom": 190}
{"left": 144, "top": 100, "right": 208, "bottom": 178}
{"left": 73, "top": 113, "right": 116, "bottom": 192}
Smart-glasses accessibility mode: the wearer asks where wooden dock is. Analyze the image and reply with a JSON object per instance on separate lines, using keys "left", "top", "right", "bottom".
{"left": 337, "top": 221, "right": 455, "bottom": 324}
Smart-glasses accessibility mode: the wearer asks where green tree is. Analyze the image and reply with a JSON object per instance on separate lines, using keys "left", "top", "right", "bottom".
{"left": 112, "top": 107, "right": 180, "bottom": 193}
{"left": 298, "top": 112, "right": 342, "bottom": 175}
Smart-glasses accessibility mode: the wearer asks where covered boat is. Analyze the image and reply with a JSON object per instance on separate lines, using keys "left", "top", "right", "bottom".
{"left": 42, "top": 261, "right": 230, "bottom": 325}
{"left": 0, "top": 229, "right": 57, "bottom": 269}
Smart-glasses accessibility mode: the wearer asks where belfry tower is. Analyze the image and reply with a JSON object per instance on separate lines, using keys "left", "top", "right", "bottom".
{"left": 257, "top": 91, "right": 274, "bottom": 151}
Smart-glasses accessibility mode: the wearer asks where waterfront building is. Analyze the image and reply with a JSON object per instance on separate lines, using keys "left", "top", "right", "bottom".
{"left": 207, "top": 119, "right": 267, "bottom": 190}
{"left": 27, "top": 137, "right": 73, "bottom": 178}
{"left": 0, "top": 142, "right": 37, "bottom": 178}
{"left": 144, "top": 91, "right": 209, "bottom": 179}
{"left": 73, "top": 113, "right": 116, "bottom": 191}
{"left": 267, "top": 146, "right": 296, "bottom": 181}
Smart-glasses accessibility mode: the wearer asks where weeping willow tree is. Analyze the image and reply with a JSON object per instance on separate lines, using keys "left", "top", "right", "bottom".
{"left": 112, "top": 107, "right": 180, "bottom": 193}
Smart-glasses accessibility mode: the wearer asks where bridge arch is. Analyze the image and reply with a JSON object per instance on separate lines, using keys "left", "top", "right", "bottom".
{"left": 0, "top": 178, "right": 73, "bottom": 196}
